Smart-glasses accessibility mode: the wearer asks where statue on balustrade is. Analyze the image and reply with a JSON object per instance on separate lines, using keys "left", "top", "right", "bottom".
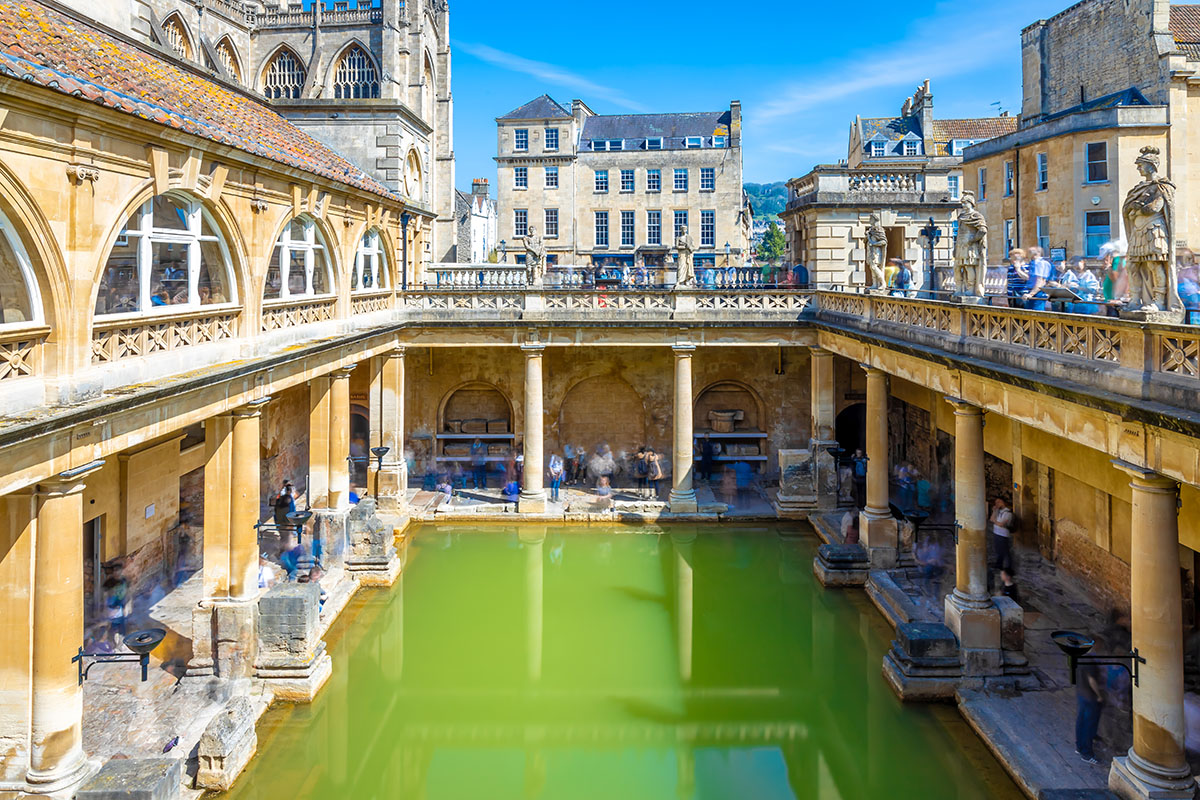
{"left": 953, "top": 191, "right": 987, "bottom": 301}
{"left": 674, "top": 225, "right": 696, "bottom": 288}
{"left": 523, "top": 225, "right": 545, "bottom": 286}
{"left": 1122, "top": 146, "right": 1181, "bottom": 318}
{"left": 864, "top": 212, "right": 887, "bottom": 290}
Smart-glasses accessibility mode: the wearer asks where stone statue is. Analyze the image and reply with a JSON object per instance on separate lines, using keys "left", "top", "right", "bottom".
{"left": 864, "top": 212, "right": 887, "bottom": 290}
{"left": 953, "top": 191, "right": 987, "bottom": 300}
{"left": 1122, "top": 146, "right": 1181, "bottom": 316}
{"left": 674, "top": 225, "right": 696, "bottom": 288}
{"left": 523, "top": 224, "right": 545, "bottom": 286}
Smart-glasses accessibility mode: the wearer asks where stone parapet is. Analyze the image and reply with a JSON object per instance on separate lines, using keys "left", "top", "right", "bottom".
{"left": 255, "top": 583, "right": 332, "bottom": 702}
{"left": 345, "top": 498, "right": 402, "bottom": 586}
{"left": 77, "top": 757, "right": 182, "bottom": 800}
{"left": 196, "top": 697, "right": 256, "bottom": 792}
{"left": 812, "top": 542, "right": 870, "bottom": 587}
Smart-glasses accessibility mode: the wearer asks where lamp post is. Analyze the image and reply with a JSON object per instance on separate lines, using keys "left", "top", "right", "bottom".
{"left": 919, "top": 217, "right": 940, "bottom": 297}
{"left": 346, "top": 446, "right": 390, "bottom": 498}
{"left": 72, "top": 628, "right": 166, "bottom": 684}
{"left": 499, "top": 239, "right": 507, "bottom": 264}
{"left": 400, "top": 212, "right": 411, "bottom": 293}
{"left": 1051, "top": 630, "right": 1144, "bottom": 686}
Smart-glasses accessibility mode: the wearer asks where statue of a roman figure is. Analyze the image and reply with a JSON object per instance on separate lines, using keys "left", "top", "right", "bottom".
{"left": 864, "top": 212, "right": 887, "bottom": 290}
{"left": 523, "top": 224, "right": 545, "bottom": 286}
{"left": 1122, "top": 146, "right": 1180, "bottom": 315}
{"left": 675, "top": 225, "right": 696, "bottom": 288}
{"left": 953, "top": 191, "right": 987, "bottom": 300}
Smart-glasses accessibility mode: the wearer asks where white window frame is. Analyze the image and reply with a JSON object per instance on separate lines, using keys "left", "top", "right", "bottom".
{"left": 903, "top": 140, "right": 919, "bottom": 157}
{"left": 514, "top": 166, "right": 528, "bottom": 190}
{"left": 1036, "top": 215, "right": 1050, "bottom": 254}
{"left": 270, "top": 216, "right": 330, "bottom": 300}
{"left": 514, "top": 209, "right": 528, "bottom": 238}
{"left": 1089, "top": 142, "right": 1104, "bottom": 184}
{"left": 1085, "top": 210, "right": 1111, "bottom": 257}
{"left": 947, "top": 174, "right": 960, "bottom": 200}
{"left": 673, "top": 169, "right": 688, "bottom": 192}
{"left": 544, "top": 166, "right": 558, "bottom": 189}
{"left": 595, "top": 211, "right": 609, "bottom": 248}
{"left": 978, "top": 167, "right": 988, "bottom": 201}
{"left": 0, "top": 210, "right": 44, "bottom": 326}
{"left": 647, "top": 210, "right": 662, "bottom": 246}
{"left": 352, "top": 229, "right": 388, "bottom": 292}
{"left": 620, "top": 169, "right": 635, "bottom": 193}
{"left": 1036, "top": 152, "right": 1049, "bottom": 191}
{"left": 1003, "top": 219, "right": 1014, "bottom": 258}
{"left": 685, "top": 136, "right": 702, "bottom": 149}
{"left": 594, "top": 169, "right": 609, "bottom": 193}
{"left": 514, "top": 128, "right": 529, "bottom": 152}
{"left": 544, "top": 208, "right": 558, "bottom": 238}
{"left": 647, "top": 169, "right": 661, "bottom": 192}
{"left": 620, "top": 210, "right": 635, "bottom": 247}
{"left": 869, "top": 141, "right": 885, "bottom": 158}
{"left": 543, "top": 128, "right": 559, "bottom": 151}
{"left": 646, "top": 137, "right": 663, "bottom": 150}
{"left": 1004, "top": 161, "right": 1014, "bottom": 197}
{"left": 712, "top": 135, "right": 726, "bottom": 148}
{"left": 700, "top": 167, "right": 715, "bottom": 192}
{"left": 674, "top": 210, "right": 688, "bottom": 238}
{"left": 700, "top": 209, "right": 716, "bottom": 247}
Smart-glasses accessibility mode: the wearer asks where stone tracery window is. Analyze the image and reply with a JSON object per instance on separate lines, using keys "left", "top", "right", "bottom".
{"left": 263, "top": 216, "right": 332, "bottom": 300}
{"left": 96, "top": 195, "right": 234, "bottom": 316}
{"left": 0, "top": 210, "right": 42, "bottom": 326}
{"left": 332, "top": 45, "right": 380, "bottom": 99}
{"left": 161, "top": 15, "right": 193, "bottom": 60}
{"left": 351, "top": 229, "right": 388, "bottom": 291}
{"left": 264, "top": 49, "right": 306, "bottom": 100}
{"left": 215, "top": 38, "right": 242, "bottom": 83}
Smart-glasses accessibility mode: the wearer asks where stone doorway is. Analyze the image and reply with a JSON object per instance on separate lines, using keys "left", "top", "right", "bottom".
{"left": 835, "top": 403, "right": 866, "bottom": 454}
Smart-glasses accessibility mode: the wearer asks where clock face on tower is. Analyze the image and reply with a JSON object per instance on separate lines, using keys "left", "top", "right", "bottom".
{"left": 404, "top": 153, "right": 421, "bottom": 199}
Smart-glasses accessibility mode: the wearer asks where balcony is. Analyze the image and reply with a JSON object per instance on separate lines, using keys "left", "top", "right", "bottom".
{"left": 785, "top": 165, "right": 952, "bottom": 211}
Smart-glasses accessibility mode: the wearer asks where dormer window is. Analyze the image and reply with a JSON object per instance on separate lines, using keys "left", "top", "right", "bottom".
{"left": 646, "top": 137, "right": 663, "bottom": 150}
{"left": 869, "top": 141, "right": 885, "bottom": 158}
{"left": 903, "top": 140, "right": 919, "bottom": 157}
{"left": 713, "top": 135, "right": 726, "bottom": 148}
{"left": 685, "top": 136, "right": 702, "bottom": 149}
{"left": 593, "top": 139, "right": 623, "bottom": 151}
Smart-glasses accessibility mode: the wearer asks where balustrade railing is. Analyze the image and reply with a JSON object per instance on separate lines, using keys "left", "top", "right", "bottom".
{"left": 848, "top": 172, "right": 921, "bottom": 193}
{"left": 0, "top": 324, "right": 47, "bottom": 380}
{"left": 261, "top": 297, "right": 337, "bottom": 332}
{"left": 350, "top": 291, "right": 393, "bottom": 316}
{"left": 425, "top": 263, "right": 791, "bottom": 291}
{"left": 401, "top": 287, "right": 811, "bottom": 315}
{"left": 91, "top": 308, "right": 240, "bottom": 364}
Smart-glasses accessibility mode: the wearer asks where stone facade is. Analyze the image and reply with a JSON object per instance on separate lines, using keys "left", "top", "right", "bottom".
{"left": 455, "top": 179, "right": 498, "bottom": 264}
{"left": 495, "top": 96, "right": 751, "bottom": 269}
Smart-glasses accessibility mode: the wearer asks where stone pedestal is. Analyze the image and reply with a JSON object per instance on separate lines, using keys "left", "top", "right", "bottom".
{"left": 78, "top": 758, "right": 182, "bottom": 800}
{"left": 812, "top": 542, "right": 869, "bottom": 587}
{"left": 859, "top": 510, "right": 898, "bottom": 568}
{"left": 370, "top": 348, "right": 408, "bottom": 514}
{"left": 189, "top": 599, "right": 258, "bottom": 681}
{"left": 882, "top": 622, "right": 961, "bottom": 701}
{"left": 311, "top": 507, "right": 350, "bottom": 571}
{"left": 1118, "top": 308, "right": 1185, "bottom": 324}
{"left": 196, "top": 697, "right": 256, "bottom": 792}
{"left": 775, "top": 448, "right": 817, "bottom": 517}
{"left": 255, "top": 583, "right": 332, "bottom": 702}
{"left": 944, "top": 593, "right": 1003, "bottom": 676}
{"left": 345, "top": 497, "right": 401, "bottom": 586}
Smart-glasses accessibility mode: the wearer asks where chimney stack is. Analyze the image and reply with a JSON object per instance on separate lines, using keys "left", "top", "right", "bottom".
{"left": 472, "top": 178, "right": 489, "bottom": 197}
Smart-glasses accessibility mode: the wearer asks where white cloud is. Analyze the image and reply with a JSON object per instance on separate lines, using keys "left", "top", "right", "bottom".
{"left": 456, "top": 43, "right": 650, "bottom": 112}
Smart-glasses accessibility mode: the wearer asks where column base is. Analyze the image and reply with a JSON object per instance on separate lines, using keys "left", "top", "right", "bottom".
{"left": 859, "top": 510, "right": 898, "bottom": 568}
{"left": 881, "top": 621, "right": 961, "bottom": 702}
{"left": 944, "top": 591, "right": 1003, "bottom": 677}
{"left": 518, "top": 490, "right": 547, "bottom": 514}
{"left": 1110, "top": 751, "right": 1196, "bottom": 799}
{"left": 812, "top": 542, "right": 869, "bottom": 587}
{"left": 346, "top": 497, "right": 402, "bottom": 586}
{"left": 311, "top": 507, "right": 351, "bottom": 571}
{"left": 22, "top": 754, "right": 98, "bottom": 797}
{"left": 187, "top": 598, "right": 258, "bottom": 681}
{"left": 373, "top": 461, "right": 409, "bottom": 513}
{"left": 668, "top": 489, "right": 698, "bottom": 515}
{"left": 258, "top": 649, "right": 333, "bottom": 704}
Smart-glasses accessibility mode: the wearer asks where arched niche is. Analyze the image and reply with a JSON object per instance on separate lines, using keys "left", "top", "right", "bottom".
{"left": 694, "top": 380, "right": 765, "bottom": 433}
{"left": 437, "top": 382, "right": 515, "bottom": 462}
{"left": 557, "top": 375, "right": 647, "bottom": 460}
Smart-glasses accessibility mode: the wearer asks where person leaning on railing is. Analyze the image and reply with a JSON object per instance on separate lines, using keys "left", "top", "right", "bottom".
{"left": 1060, "top": 258, "right": 1103, "bottom": 314}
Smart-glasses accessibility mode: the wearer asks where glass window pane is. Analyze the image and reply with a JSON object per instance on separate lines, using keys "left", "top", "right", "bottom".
{"left": 311, "top": 256, "right": 328, "bottom": 294}
{"left": 198, "top": 240, "right": 230, "bottom": 304}
{"left": 290, "top": 219, "right": 308, "bottom": 240}
{"left": 151, "top": 241, "right": 189, "bottom": 306}
{"left": 151, "top": 195, "right": 189, "bottom": 231}
{"left": 0, "top": 231, "right": 33, "bottom": 323}
{"left": 97, "top": 224, "right": 140, "bottom": 315}
{"left": 264, "top": 247, "right": 282, "bottom": 300}
{"left": 288, "top": 251, "right": 306, "bottom": 295}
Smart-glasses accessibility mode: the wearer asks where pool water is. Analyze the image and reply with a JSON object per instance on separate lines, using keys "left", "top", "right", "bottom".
{"left": 224, "top": 524, "right": 1021, "bottom": 799}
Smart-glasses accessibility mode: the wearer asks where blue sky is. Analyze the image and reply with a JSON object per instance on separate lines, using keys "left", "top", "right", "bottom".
{"left": 449, "top": 0, "right": 1071, "bottom": 192}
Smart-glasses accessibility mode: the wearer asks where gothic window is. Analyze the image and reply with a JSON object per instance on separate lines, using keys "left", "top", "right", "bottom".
{"left": 264, "top": 216, "right": 332, "bottom": 300}
{"left": 161, "top": 15, "right": 192, "bottom": 61}
{"left": 422, "top": 57, "right": 434, "bottom": 121}
{"left": 96, "top": 194, "right": 234, "bottom": 315}
{"left": 215, "top": 38, "right": 242, "bottom": 83}
{"left": 264, "top": 49, "right": 306, "bottom": 100}
{"left": 351, "top": 229, "right": 388, "bottom": 291}
{"left": 0, "top": 210, "right": 42, "bottom": 326}
{"left": 333, "top": 45, "right": 380, "bottom": 99}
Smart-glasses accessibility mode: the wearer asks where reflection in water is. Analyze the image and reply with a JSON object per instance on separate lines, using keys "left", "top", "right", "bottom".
{"left": 226, "top": 525, "right": 1021, "bottom": 800}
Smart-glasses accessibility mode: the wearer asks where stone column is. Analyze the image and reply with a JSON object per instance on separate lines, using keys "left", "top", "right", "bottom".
{"left": 228, "top": 402, "right": 265, "bottom": 600}
{"left": 669, "top": 344, "right": 698, "bottom": 513}
{"left": 810, "top": 347, "right": 837, "bottom": 506}
{"left": 1109, "top": 463, "right": 1193, "bottom": 800}
{"left": 327, "top": 367, "right": 353, "bottom": 510}
{"left": 519, "top": 344, "right": 546, "bottom": 513}
{"left": 858, "top": 366, "right": 896, "bottom": 566}
{"left": 26, "top": 462, "right": 103, "bottom": 793}
{"left": 942, "top": 399, "right": 1001, "bottom": 676}
{"left": 308, "top": 376, "right": 331, "bottom": 509}
{"left": 370, "top": 348, "right": 408, "bottom": 512}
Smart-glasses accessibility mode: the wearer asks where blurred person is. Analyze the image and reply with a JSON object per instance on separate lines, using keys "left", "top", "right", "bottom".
{"left": 1101, "top": 242, "right": 1128, "bottom": 305}
{"left": 1006, "top": 248, "right": 1030, "bottom": 308}
{"left": 594, "top": 475, "right": 614, "bottom": 511}
{"left": 470, "top": 437, "right": 487, "bottom": 489}
{"left": 548, "top": 452, "right": 564, "bottom": 502}
{"left": 1022, "top": 247, "right": 1053, "bottom": 310}
{"left": 632, "top": 446, "right": 648, "bottom": 497}
{"left": 1075, "top": 641, "right": 1108, "bottom": 764}
{"left": 646, "top": 449, "right": 664, "bottom": 499}
{"left": 852, "top": 448, "right": 868, "bottom": 509}
{"left": 1062, "top": 257, "right": 1102, "bottom": 314}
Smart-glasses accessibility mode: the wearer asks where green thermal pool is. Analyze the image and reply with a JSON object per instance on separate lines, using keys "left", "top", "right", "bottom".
{"left": 223, "top": 524, "right": 1021, "bottom": 799}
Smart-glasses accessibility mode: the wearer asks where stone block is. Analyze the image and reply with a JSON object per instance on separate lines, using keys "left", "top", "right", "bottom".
{"left": 813, "top": 542, "right": 869, "bottom": 588}
{"left": 896, "top": 622, "right": 959, "bottom": 661}
{"left": 258, "top": 583, "right": 320, "bottom": 656}
{"left": 78, "top": 758, "right": 182, "bottom": 800}
{"left": 346, "top": 497, "right": 401, "bottom": 586}
{"left": 1038, "top": 790, "right": 1120, "bottom": 799}
{"left": 196, "top": 696, "right": 257, "bottom": 792}
{"left": 311, "top": 508, "right": 349, "bottom": 570}
{"left": 994, "top": 595, "right": 1025, "bottom": 652}
{"left": 944, "top": 596, "right": 1001, "bottom": 653}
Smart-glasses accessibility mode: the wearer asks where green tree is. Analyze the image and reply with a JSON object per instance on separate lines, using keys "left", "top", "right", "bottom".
{"left": 759, "top": 221, "right": 786, "bottom": 264}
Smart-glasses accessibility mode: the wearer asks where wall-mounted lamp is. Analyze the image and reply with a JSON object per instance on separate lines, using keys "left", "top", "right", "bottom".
{"left": 73, "top": 628, "right": 165, "bottom": 684}
{"left": 1051, "top": 630, "right": 1144, "bottom": 687}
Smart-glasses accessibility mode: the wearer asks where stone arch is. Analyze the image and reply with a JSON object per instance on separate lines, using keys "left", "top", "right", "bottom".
{"left": 556, "top": 375, "right": 647, "bottom": 461}
{"left": 694, "top": 380, "right": 766, "bottom": 432}
{"left": 438, "top": 381, "right": 514, "bottom": 433}
{"left": 89, "top": 181, "right": 249, "bottom": 314}
{"left": 328, "top": 40, "right": 380, "bottom": 99}
{"left": 259, "top": 211, "right": 340, "bottom": 300}
{"left": 214, "top": 35, "right": 243, "bottom": 83}
{"left": 422, "top": 51, "right": 436, "bottom": 122}
{"left": 835, "top": 403, "right": 867, "bottom": 455}
{"left": 259, "top": 45, "right": 307, "bottom": 99}
{"left": 160, "top": 12, "right": 194, "bottom": 61}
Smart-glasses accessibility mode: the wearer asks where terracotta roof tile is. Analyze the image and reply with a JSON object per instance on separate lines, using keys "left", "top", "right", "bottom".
{"left": 0, "top": 1, "right": 397, "bottom": 200}
{"left": 930, "top": 117, "right": 1019, "bottom": 142}
{"left": 1171, "top": 5, "right": 1200, "bottom": 44}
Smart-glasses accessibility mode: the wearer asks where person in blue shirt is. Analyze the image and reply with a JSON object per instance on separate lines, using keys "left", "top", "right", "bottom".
{"left": 1022, "top": 247, "right": 1053, "bottom": 310}
{"left": 1062, "top": 258, "right": 1102, "bottom": 314}
{"left": 1006, "top": 248, "right": 1029, "bottom": 308}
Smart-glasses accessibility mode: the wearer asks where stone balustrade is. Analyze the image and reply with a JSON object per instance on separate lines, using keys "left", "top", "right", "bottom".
{"left": 91, "top": 307, "right": 240, "bottom": 364}
{"left": 814, "top": 289, "right": 1199, "bottom": 410}
{"left": 0, "top": 324, "right": 46, "bottom": 382}
{"left": 260, "top": 297, "right": 337, "bottom": 332}
{"left": 400, "top": 288, "right": 812, "bottom": 319}
{"left": 847, "top": 172, "right": 921, "bottom": 193}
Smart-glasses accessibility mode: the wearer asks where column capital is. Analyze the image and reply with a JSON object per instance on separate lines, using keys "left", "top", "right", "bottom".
{"left": 1111, "top": 459, "right": 1180, "bottom": 491}
{"left": 330, "top": 366, "right": 355, "bottom": 380}
{"left": 945, "top": 397, "right": 983, "bottom": 416}
{"left": 231, "top": 396, "right": 271, "bottom": 418}
{"left": 672, "top": 343, "right": 696, "bottom": 355}
{"left": 860, "top": 362, "right": 884, "bottom": 376}
{"left": 521, "top": 342, "right": 545, "bottom": 354}
{"left": 808, "top": 346, "right": 833, "bottom": 358}
{"left": 384, "top": 345, "right": 407, "bottom": 359}
{"left": 37, "top": 459, "right": 104, "bottom": 495}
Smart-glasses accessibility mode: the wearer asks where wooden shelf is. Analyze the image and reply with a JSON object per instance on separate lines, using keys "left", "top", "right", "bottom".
{"left": 436, "top": 433, "right": 514, "bottom": 440}
{"left": 694, "top": 430, "right": 767, "bottom": 439}
{"left": 695, "top": 455, "right": 768, "bottom": 462}
{"left": 436, "top": 455, "right": 512, "bottom": 462}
